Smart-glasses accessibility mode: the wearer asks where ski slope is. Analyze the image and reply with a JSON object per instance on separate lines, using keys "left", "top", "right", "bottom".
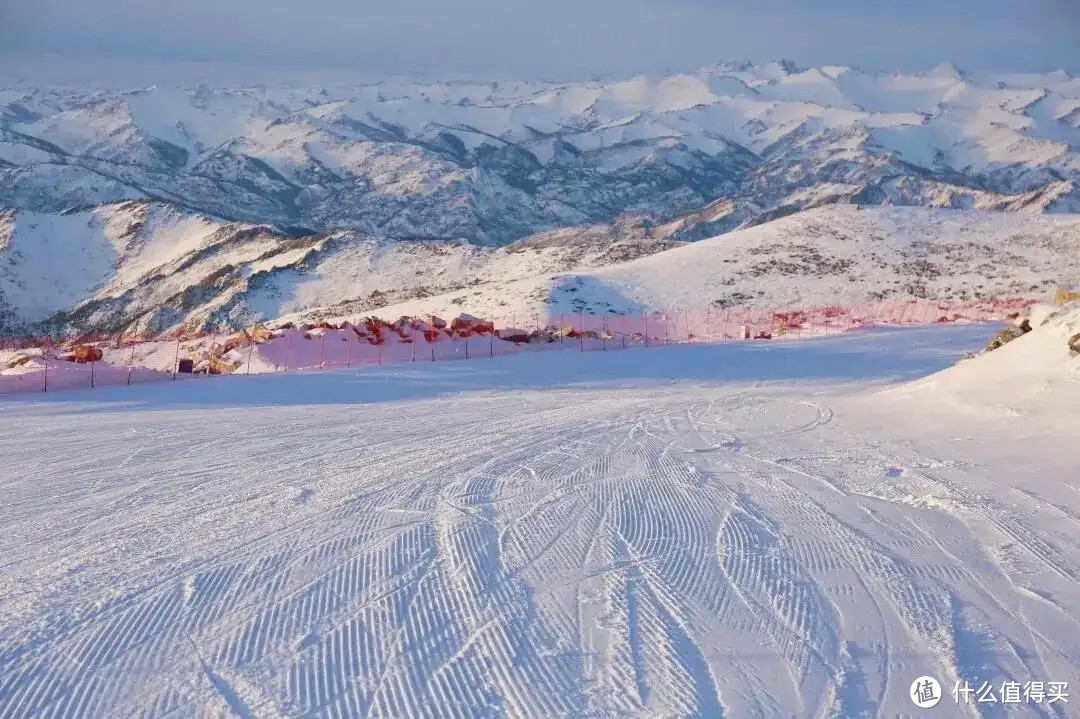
{"left": 2, "top": 324, "right": 1079, "bottom": 717}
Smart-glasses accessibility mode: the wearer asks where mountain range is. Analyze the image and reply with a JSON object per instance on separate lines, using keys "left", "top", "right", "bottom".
{"left": 3, "top": 60, "right": 1080, "bottom": 333}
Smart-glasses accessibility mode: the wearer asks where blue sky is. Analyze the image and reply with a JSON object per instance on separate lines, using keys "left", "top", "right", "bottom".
{"left": 1, "top": 0, "right": 1077, "bottom": 82}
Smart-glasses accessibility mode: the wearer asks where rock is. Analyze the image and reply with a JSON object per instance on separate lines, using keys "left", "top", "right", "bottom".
{"left": 3, "top": 354, "right": 33, "bottom": 369}
{"left": 223, "top": 331, "right": 249, "bottom": 353}
{"left": 984, "top": 327, "right": 1024, "bottom": 353}
{"left": 1054, "top": 287, "right": 1080, "bottom": 306}
{"left": 450, "top": 314, "right": 494, "bottom": 335}
{"left": 66, "top": 345, "right": 104, "bottom": 363}
{"left": 250, "top": 323, "right": 274, "bottom": 343}
{"left": 194, "top": 355, "right": 238, "bottom": 374}
{"left": 1069, "top": 332, "right": 1080, "bottom": 357}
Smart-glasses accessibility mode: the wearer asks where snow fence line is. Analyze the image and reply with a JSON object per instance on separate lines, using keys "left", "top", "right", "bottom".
{"left": 0, "top": 297, "right": 1035, "bottom": 396}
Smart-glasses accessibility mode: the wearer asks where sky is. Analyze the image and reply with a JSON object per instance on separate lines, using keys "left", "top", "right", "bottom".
{"left": 1, "top": 0, "right": 1078, "bottom": 84}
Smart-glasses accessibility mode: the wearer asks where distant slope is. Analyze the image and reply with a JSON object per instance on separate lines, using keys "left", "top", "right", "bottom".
{"left": 0, "top": 201, "right": 682, "bottom": 334}
{"left": 344, "top": 206, "right": 1080, "bottom": 323}
{"left": 3, "top": 202, "right": 1078, "bottom": 335}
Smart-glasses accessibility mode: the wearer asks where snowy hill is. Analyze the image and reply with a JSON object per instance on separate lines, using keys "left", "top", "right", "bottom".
{"left": 3, "top": 61, "right": 1080, "bottom": 249}
{"left": 0, "top": 200, "right": 683, "bottom": 333}
{"left": 336, "top": 205, "right": 1080, "bottom": 325}
{"left": 2, "top": 202, "right": 1080, "bottom": 335}
{"left": 892, "top": 302, "right": 1080, "bottom": 416}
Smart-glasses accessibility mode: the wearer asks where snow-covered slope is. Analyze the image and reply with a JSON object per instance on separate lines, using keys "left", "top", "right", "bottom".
{"left": 2, "top": 202, "right": 1079, "bottom": 335}
{"left": 350, "top": 205, "right": 1080, "bottom": 324}
{"left": 892, "top": 302, "right": 1080, "bottom": 416}
{"left": 4, "top": 324, "right": 1080, "bottom": 717}
{"left": 0, "top": 201, "right": 683, "bottom": 334}
{"left": 3, "top": 61, "right": 1080, "bottom": 247}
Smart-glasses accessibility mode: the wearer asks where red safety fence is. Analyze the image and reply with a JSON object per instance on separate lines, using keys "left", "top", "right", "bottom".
{"left": 0, "top": 297, "right": 1034, "bottom": 396}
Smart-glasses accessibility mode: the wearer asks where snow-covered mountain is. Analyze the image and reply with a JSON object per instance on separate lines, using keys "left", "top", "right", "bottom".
{"left": 4, "top": 60, "right": 1080, "bottom": 334}
{"left": 3, "top": 61, "right": 1080, "bottom": 246}
{"left": 3, "top": 200, "right": 1079, "bottom": 335}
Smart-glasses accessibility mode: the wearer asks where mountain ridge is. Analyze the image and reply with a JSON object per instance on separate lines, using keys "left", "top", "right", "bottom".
{"left": 3, "top": 60, "right": 1080, "bottom": 334}
{"left": 3, "top": 200, "right": 1079, "bottom": 337}
{"left": 4, "top": 60, "right": 1080, "bottom": 246}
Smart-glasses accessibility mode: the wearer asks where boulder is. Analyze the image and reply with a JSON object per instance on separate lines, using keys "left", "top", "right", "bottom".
{"left": 983, "top": 319, "right": 1033, "bottom": 354}
{"left": 1069, "top": 333, "right": 1080, "bottom": 357}
{"left": 250, "top": 323, "right": 274, "bottom": 343}
{"left": 985, "top": 327, "right": 1024, "bottom": 353}
{"left": 3, "top": 355, "right": 33, "bottom": 369}
{"left": 66, "top": 345, "right": 104, "bottom": 363}
{"left": 1054, "top": 287, "right": 1080, "bottom": 306}
{"left": 223, "top": 331, "right": 249, "bottom": 353}
{"left": 450, "top": 314, "right": 495, "bottom": 335}
{"left": 194, "top": 355, "right": 238, "bottom": 375}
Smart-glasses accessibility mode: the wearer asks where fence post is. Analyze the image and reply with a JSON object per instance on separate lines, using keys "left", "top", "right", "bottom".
{"left": 172, "top": 337, "right": 180, "bottom": 380}
{"left": 320, "top": 332, "right": 326, "bottom": 369}
{"left": 579, "top": 311, "right": 584, "bottom": 352}
{"left": 489, "top": 322, "right": 494, "bottom": 358}
{"left": 247, "top": 334, "right": 255, "bottom": 375}
{"left": 644, "top": 313, "right": 649, "bottom": 347}
{"left": 346, "top": 332, "right": 354, "bottom": 367}
{"left": 42, "top": 336, "right": 50, "bottom": 393}
{"left": 283, "top": 331, "right": 290, "bottom": 372}
{"left": 90, "top": 351, "right": 96, "bottom": 389}
{"left": 602, "top": 316, "right": 607, "bottom": 352}
{"left": 127, "top": 336, "right": 136, "bottom": 385}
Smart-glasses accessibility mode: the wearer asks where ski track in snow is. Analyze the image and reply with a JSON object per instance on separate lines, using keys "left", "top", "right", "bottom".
{"left": 1, "top": 327, "right": 1078, "bottom": 718}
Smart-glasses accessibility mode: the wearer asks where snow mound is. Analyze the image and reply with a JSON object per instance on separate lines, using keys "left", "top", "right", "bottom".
{"left": 894, "top": 303, "right": 1080, "bottom": 411}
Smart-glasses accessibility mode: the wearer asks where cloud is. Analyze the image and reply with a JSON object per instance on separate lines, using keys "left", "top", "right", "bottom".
{"left": 1, "top": 0, "right": 1076, "bottom": 82}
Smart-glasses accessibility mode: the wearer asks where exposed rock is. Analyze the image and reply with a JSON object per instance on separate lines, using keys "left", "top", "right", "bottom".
{"left": 1054, "top": 287, "right": 1080, "bottom": 306}
{"left": 3, "top": 354, "right": 33, "bottom": 369}
{"left": 983, "top": 318, "right": 1033, "bottom": 353}
{"left": 65, "top": 346, "right": 104, "bottom": 363}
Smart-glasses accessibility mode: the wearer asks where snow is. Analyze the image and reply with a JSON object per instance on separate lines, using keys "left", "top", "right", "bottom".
{"left": 7, "top": 60, "right": 1080, "bottom": 190}
{"left": 889, "top": 303, "right": 1080, "bottom": 418}
{"left": 0, "top": 210, "right": 122, "bottom": 323}
{"left": 2, "top": 323, "right": 1078, "bottom": 716}
{"left": 2, "top": 200, "right": 1078, "bottom": 337}
{"left": 349, "top": 205, "right": 1080, "bottom": 325}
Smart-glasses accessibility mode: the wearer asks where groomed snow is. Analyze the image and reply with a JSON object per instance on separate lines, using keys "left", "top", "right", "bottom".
{"left": 2, "top": 323, "right": 1079, "bottom": 717}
